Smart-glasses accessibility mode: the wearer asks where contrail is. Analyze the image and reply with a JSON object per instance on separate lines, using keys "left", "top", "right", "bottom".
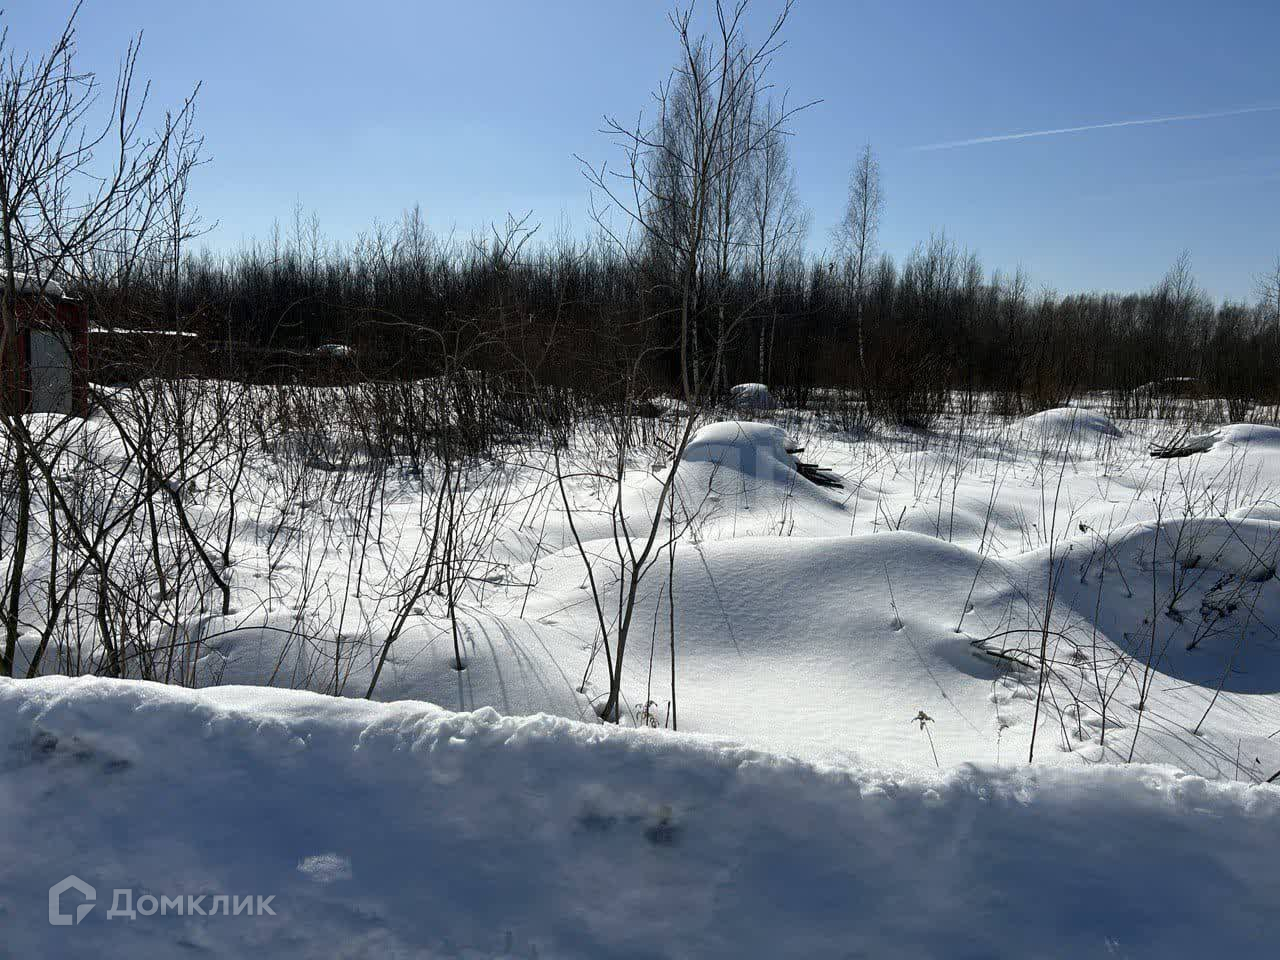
{"left": 912, "top": 104, "right": 1280, "bottom": 151}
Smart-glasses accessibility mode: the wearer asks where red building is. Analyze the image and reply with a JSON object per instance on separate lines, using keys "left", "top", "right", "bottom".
{"left": 0, "top": 275, "right": 89, "bottom": 416}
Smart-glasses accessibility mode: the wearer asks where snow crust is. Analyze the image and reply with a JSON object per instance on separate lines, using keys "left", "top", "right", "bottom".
{"left": 4, "top": 676, "right": 1278, "bottom": 958}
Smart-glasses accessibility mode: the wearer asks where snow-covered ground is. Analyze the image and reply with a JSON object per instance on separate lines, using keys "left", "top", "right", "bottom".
{"left": 5, "top": 676, "right": 1279, "bottom": 957}
{"left": 6, "top": 389, "right": 1280, "bottom": 953}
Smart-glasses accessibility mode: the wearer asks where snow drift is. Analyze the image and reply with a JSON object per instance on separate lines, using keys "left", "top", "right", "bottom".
{"left": 1015, "top": 407, "right": 1122, "bottom": 442}
{"left": 728, "top": 382, "right": 775, "bottom": 410}
{"left": 3, "top": 676, "right": 1278, "bottom": 959}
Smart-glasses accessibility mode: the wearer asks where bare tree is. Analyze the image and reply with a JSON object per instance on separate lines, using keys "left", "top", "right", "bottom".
{"left": 1256, "top": 256, "right": 1280, "bottom": 326}
{"left": 0, "top": 3, "right": 200, "bottom": 675}
{"left": 748, "top": 99, "right": 805, "bottom": 384}
{"left": 584, "top": 0, "right": 807, "bottom": 401}
{"left": 574, "top": 0, "right": 808, "bottom": 721}
{"left": 836, "top": 143, "right": 883, "bottom": 407}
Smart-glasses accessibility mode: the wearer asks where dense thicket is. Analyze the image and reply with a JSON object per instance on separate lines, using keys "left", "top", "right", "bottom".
{"left": 90, "top": 211, "right": 1280, "bottom": 426}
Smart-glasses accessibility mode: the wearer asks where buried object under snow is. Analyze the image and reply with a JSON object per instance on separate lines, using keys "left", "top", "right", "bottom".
{"left": 728, "top": 382, "right": 776, "bottom": 410}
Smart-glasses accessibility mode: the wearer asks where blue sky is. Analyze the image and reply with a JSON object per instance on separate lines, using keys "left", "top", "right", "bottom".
{"left": 10, "top": 0, "right": 1280, "bottom": 300}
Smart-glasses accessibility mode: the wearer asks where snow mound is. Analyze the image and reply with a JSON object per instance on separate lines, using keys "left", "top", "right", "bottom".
{"left": 1086, "top": 517, "right": 1280, "bottom": 584}
{"left": 1016, "top": 407, "right": 1122, "bottom": 440}
{"left": 1179, "top": 519, "right": 1280, "bottom": 581}
{"left": 528, "top": 531, "right": 1045, "bottom": 765}
{"left": 1019, "top": 517, "right": 1280, "bottom": 700}
{"left": 662, "top": 421, "right": 848, "bottom": 536}
{"left": 191, "top": 609, "right": 597, "bottom": 722}
{"left": 728, "top": 382, "right": 776, "bottom": 410}
{"left": 1229, "top": 502, "right": 1280, "bottom": 522}
{"left": 1216, "top": 423, "right": 1280, "bottom": 449}
{"left": 3, "top": 677, "right": 1278, "bottom": 958}
{"left": 530, "top": 518, "right": 1280, "bottom": 768}
{"left": 682, "top": 420, "right": 796, "bottom": 475}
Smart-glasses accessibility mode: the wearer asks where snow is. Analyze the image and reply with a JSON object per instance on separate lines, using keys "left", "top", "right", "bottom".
{"left": 313, "top": 343, "right": 354, "bottom": 358}
{"left": 648, "top": 420, "right": 849, "bottom": 541}
{"left": 681, "top": 419, "right": 794, "bottom": 469}
{"left": 1217, "top": 422, "right": 1280, "bottom": 449}
{"left": 534, "top": 410, "right": 1280, "bottom": 775}
{"left": 4, "top": 676, "right": 1278, "bottom": 957}
{"left": 1016, "top": 406, "right": 1123, "bottom": 440}
{"left": 1134, "top": 376, "right": 1198, "bottom": 396}
{"left": 1229, "top": 502, "right": 1280, "bottom": 522}
{"left": 89, "top": 327, "right": 199, "bottom": 338}
{"left": 3, "top": 270, "right": 66, "bottom": 298}
{"left": 675, "top": 420, "right": 814, "bottom": 512}
{"left": 11, "top": 403, "right": 1280, "bottom": 778}
{"left": 728, "top": 381, "right": 776, "bottom": 410}
{"left": 194, "top": 609, "right": 598, "bottom": 722}
{"left": 10, "top": 387, "right": 1280, "bottom": 951}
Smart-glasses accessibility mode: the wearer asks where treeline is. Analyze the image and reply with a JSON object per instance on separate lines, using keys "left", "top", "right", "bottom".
{"left": 93, "top": 211, "right": 1280, "bottom": 426}
{"left": 72, "top": 0, "right": 1279, "bottom": 429}
{"left": 12, "top": 0, "right": 1278, "bottom": 431}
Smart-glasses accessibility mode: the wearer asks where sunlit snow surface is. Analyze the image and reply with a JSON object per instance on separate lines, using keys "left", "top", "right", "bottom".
{"left": 12, "top": 404, "right": 1280, "bottom": 776}
{"left": 3, "top": 677, "right": 1278, "bottom": 957}
{"left": 8, "top": 395, "right": 1280, "bottom": 954}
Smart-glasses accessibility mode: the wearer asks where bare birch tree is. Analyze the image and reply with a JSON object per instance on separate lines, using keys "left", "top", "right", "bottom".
{"left": 1256, "top": 257, "right": 1280, "bottom": 327}
{"left": 748, "top": 100, "right": 804, "bottom": 383}
{"left": 573, "top": 0, "right": 809, "bottom": 722}
{"left": 836, "top": 143, "right": 883, "bottom": 407}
